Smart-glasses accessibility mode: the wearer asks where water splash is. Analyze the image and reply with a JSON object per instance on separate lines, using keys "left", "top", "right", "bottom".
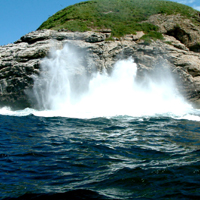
{"left": 30, "top": 44, "right": 89, "bottom": 110}
{"left": 0, "top": 43, "right": 198, "bottom": 119}
{"left": 26, "top": 43, "right": 193, "bottom": 118}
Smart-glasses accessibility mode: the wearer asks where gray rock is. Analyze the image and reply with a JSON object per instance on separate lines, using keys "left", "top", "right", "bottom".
{"left": 85, "top": 32, "right": 106, "bottom": 43}
{"left": 145, "top": 14, "right": 200, "bottom": 52}
{"left": 1, "top": 23, "right": 200, "bottom": 109}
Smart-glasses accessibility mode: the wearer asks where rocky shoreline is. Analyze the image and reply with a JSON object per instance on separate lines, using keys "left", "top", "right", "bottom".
{"left": 1, "top": 14, "right": 200, "bottom": 109}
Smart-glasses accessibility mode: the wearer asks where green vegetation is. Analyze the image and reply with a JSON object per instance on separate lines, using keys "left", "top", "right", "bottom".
{"left": 38, "top": 0, "right": 200, "bottom": 40}
{"left": 141, "top": 31, "right": 164, "bottom": 44}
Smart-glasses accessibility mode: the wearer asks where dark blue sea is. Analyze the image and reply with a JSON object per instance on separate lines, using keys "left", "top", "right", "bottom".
{"left": 1, "top": 114, "right": 200, "bottom": 200}
{"left": 1, "top": 44, "right": 200, "bottom": 199}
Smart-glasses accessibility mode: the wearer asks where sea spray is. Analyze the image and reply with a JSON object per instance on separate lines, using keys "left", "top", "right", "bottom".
{"left": 25, "top": 43, "right": 193, "bottom": 118}
{"left": 31, "top": 44, "right": 89, "bottom": 110}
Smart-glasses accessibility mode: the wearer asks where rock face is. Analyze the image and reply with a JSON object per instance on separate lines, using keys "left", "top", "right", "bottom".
{"left": 145, "top": 14, "right": 200, "bottom": 52}
{"left": 1, "top": 14, "right": 200, "bottom": 109}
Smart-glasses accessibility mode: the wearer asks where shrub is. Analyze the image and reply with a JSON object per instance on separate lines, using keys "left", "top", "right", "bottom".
{"left": 141, "top": 31, "right": 164, "bottom": 43}
{"left": 38, "top": 0, "right": 200, "bottom": 38}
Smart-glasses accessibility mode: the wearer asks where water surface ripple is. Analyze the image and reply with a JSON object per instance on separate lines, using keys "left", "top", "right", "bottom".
{"left": 1, "top": 115, "right": 200, "bottom": 199}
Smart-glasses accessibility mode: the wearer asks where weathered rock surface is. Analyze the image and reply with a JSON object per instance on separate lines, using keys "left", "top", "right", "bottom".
{"left": 145, "top": 14, "right": 200, "bottom": 52}
{"left": 1, "top": 15, "right": 200, "bottom": 109}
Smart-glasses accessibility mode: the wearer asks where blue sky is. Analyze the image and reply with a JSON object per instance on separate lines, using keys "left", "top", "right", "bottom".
{"left": 0, "top": 0, "right": 200, "bottom": 46}
{"left": 0, "top": 0, "right": 81, "bottom": 45}
{"left": 170, "top": 0, "right": 200, "bottom": 10}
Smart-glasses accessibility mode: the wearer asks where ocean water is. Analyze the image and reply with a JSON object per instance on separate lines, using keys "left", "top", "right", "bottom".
{"left": 1, "top": 44, "right": 200, "bottom": 199}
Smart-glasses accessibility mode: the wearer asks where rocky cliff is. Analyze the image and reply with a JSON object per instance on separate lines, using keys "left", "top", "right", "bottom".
{"left": 1, "top": 14, "right": 200, "bottom": 109}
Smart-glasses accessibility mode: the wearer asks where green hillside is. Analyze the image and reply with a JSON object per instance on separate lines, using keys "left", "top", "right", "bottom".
{"left": 38, "top": 0, "right": 200, "bottom": 38}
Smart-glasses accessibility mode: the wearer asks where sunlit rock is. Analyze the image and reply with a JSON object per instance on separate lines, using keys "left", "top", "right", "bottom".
{"left": 1, "top": 23, "right": 200, "bottom": 109}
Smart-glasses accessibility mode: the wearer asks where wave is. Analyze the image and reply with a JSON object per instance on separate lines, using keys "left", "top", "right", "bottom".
{"left": 2, "top": 189, "right": 112, "bottom": 200}
{"left": 0, "top": 43, "right": 199, "bottom": 120}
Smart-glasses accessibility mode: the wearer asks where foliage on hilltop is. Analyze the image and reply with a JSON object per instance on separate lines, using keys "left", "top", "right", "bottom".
{"left": 38, "top": 0, "right": 200, "bottom": 39}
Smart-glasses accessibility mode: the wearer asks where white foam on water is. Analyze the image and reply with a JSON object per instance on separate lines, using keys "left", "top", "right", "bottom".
{"left": 0, "top": 43, "right": 199, "bottom": 120}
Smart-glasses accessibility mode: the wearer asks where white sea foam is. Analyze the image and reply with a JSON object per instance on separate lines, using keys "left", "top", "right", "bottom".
{"left": 0, "top": 43, "right": 199, "bottom": 120}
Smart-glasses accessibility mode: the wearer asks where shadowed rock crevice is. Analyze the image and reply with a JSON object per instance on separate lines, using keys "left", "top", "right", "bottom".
{"left": 189, "top": 43, "right": 200, "bottom": 52}
{"left": 166, "top": 26, "right": 191, "bottom": 46}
